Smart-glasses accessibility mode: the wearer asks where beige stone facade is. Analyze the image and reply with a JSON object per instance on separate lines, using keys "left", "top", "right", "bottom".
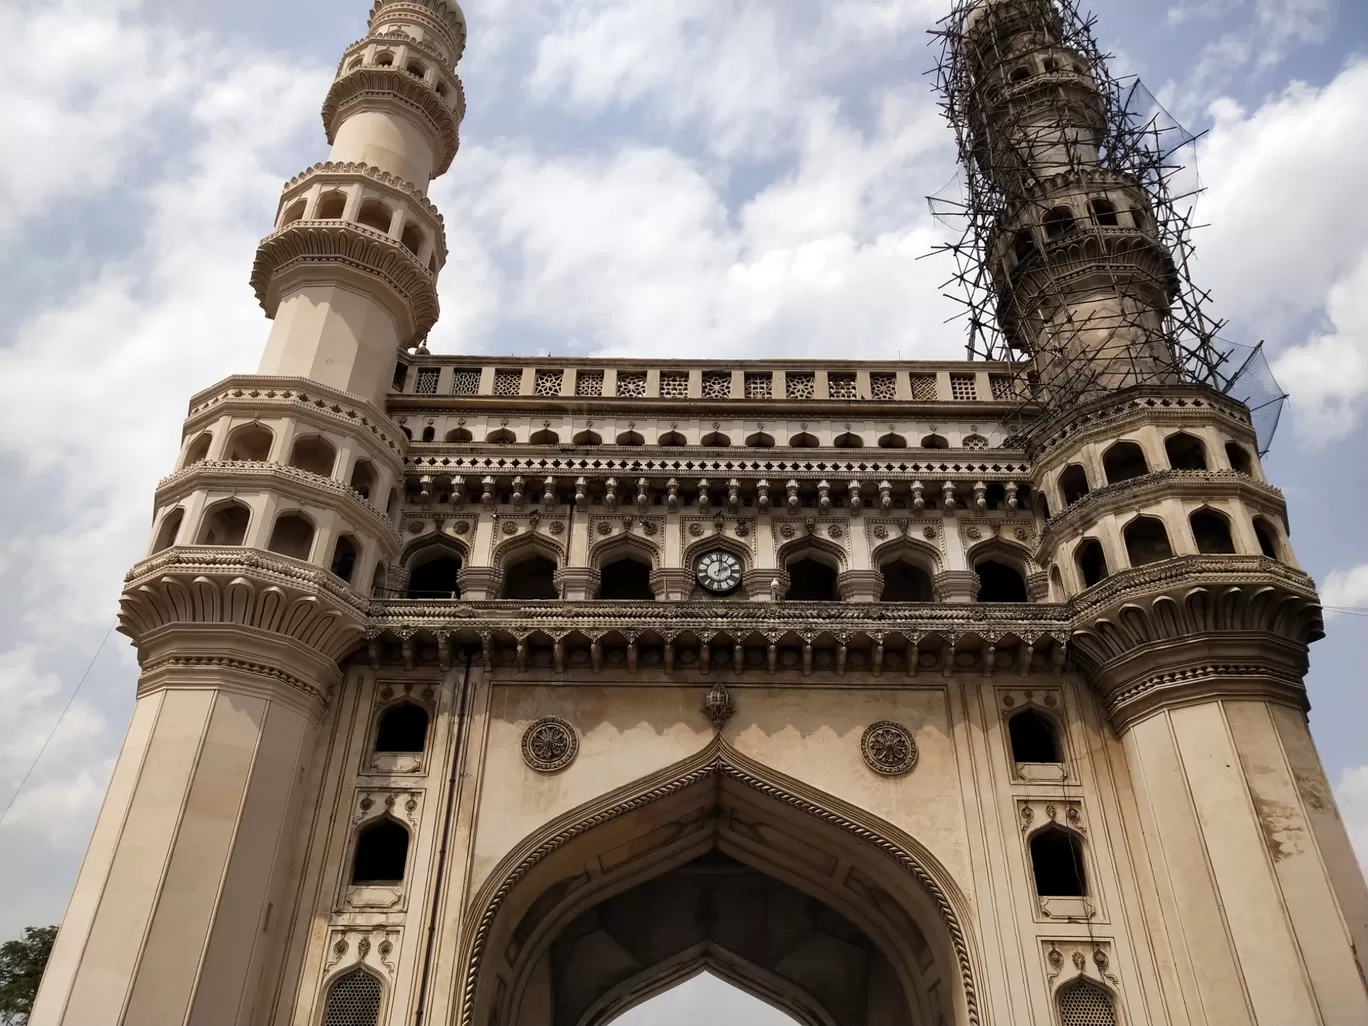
{"left": 29, "top": 1, "right": 1368, "bottom": 1025}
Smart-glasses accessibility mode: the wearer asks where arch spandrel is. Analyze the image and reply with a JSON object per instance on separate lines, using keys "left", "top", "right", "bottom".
{"left": 457, "top": 739, "right": 983, "bottom": 1026}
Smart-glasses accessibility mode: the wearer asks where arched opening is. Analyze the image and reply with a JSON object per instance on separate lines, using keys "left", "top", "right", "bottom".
{"left": 502, "top": 553, "right": 559, "bottom": 600}
{"left": 1012, "top": 228, "right": 1036, "bottom": 264}
{"left": 1102, "top": 441, "right": 1148, "bottom": 484}
{"left": 598, "top": 556, "right": 655, "bottom": 600}
{"left": 920, "top": 433, "right": 949, "bottom": 449}
{"left": 152, "top": 509, "right": 184, "bottom": 553}
{"left": 1009, "top": 64, "right": 1032, "bottom": 82}
{"left": 486, "top": 428, "right": 516, "bottom": 444}
{"left": 356, "top": 198, "right": 392, "bottom": 234}
{"left": 446, "top": 427, "right": 474, "bottom": 443}
{"left": 975, "top": 559, "right": 1028, "bottom": 602}
{"left": 616, "top": 429, "right": 645, "bottom": 446}
{"left": 267, "top": 512, "right": 315, "bottom": 560}
{"left": 1089, "top": 198, "right": 1119, "bottom": 226}
{"left": 1165, "top": 432, "right": 1207, "bottom": 470}
{"left": 1043, "top": 206, "right": 1076, "bottom": 239}
{"left": 406, "top": 550, "right": 462, "bottom": 598}
{"left": 1008, "top": 709, "right": 1060, "bottom": 763}
{"left": 1226, "top": 441, "right": 1255, "bottom": 475}
{"left": 788, "top": 432, "right": 819, "bottom": 448}
{"left": 573, "top": 429, "right": 602, "bottom": 446}
{"left": 350, "top": 459, "right": 376, "bottom": 500}
{"left": 1029, "top": 826, "right": 1086, "bottom": 896}
{"left": 373, "top": 50, "right": 394, "bottom": 67}
{"left": 465, "top": 747, "right": 970, "bottom": 1026}
{"left": 315, "top": 190, "right": 346, "bottom": 219}
{"left": 1059, "top": 464, "right": 1089, "bottom": 505}
{"left": 320, "top": 969, "right": 382, "bottom": 1026}
{"left": 834, "top": 431, "right": 864, "bottom": 448}
{"left": 351, "top": 818, "right": 409, "bottom": 884}
{"left": 880, "top": 559, "right": 934, "bottom": 602}
{"left": 375, "top": 702, "right": 429, "bottom": 753}
{"left": 400, "top": 425, "right": 412, "bottom": 441}
{"left": 1059, "top": 978, "right": 1117, "bottom": 1026}
{"left": 371, "top": 562, "right": 388, "bottom": 597}
{"left": 1190, "top": 508, "right": 1235, "bottom": 554}
{"left": 226, "top": 424, "right": 273, "bottom": 462}
{"left": 1035, "top": 492, "right": 1051, "bottom": 520}
{"left": 1253, "top": 516, "right": 1282, "bottom": 560}
{"left": 386, "top": 488, "right": 401, "bottom": 521}
{"left": 878, "top": 431, "right": 908, "bottom": 449}
{"left": 199, "top": 502, "right": 251, "bottom": 546}
{"left": 658, "top": 430, "right": 687, "bottom": 447}
{"left": 1075, "top": 538, "right": 1108, "bottom": 587}
{"left": 288, "top": 434, "right": 337, "bottom": 477}
{"left": 701, "top": 430, "right": 731, "bottom": 447}
{"left": 183, "top": 432, "right": 212, "bottom": 466}
{"left": 421, "top": 425, "right": 435, "bottom": 443}
{"left": 785, "top": 557, "right": 839, "bottom": 601}
{"left": 405, "top": 59, "right": 427, "bottom": 79}
{"left": 1124, "top": 516, "right": 1173, "bottom": 566}
{"left": 331, "top": 535, "right": 358, "bottom": 582}
{"left": 529, "top": 427, "right": 560, "bottom": 445}
{"left": 278, "top": 198, "right": 306, "bottom": 226}
{"left": 745, "top": 431, "right": 775, "bottom": 448}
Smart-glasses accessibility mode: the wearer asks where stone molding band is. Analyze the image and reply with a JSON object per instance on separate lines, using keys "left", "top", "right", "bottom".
{"left": 322, "top": 69, "right": 461, "bottom": 174}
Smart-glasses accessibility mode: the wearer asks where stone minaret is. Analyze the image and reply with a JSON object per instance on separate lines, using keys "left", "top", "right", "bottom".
{"left": 29, "top": 3, "right": 465, "bottom": 1023}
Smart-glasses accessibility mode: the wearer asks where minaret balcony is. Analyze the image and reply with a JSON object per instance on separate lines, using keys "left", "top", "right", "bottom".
{"left": 366, "top": 0, "right": 468, "bottom": 66}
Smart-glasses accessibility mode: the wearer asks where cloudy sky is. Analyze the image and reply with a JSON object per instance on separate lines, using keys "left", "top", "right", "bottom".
{"left": 1, "top": 0, "right": 1367, "bottom": 1020}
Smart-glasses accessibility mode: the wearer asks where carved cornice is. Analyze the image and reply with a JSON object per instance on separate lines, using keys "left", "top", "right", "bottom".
{"left": 251, "top": 220, "right": 439, "bottom": 341}
{"left": 278, "top": 161, "right": 448, "bottom": 261}
{"left": 337, "top": 32, "right": 467, "bottom": 117}
{"left": 155, "top": 460, "right": 400, "bottom": 547}
{"left": 366, "top": 1, "right": 467, "bottom": 62}
{"left": 322, "top": 67, "right": 461, "bottom": 174}
{"left": 138, "top": 653, "right": 329, "bottom": 707}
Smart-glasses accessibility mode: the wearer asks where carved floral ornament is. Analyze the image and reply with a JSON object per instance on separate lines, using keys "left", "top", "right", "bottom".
{"left": 860, "top": 720, "right": 918, "bottom": 776}
{"left": 521, "top": 716, "right": 578, "bottom": 773}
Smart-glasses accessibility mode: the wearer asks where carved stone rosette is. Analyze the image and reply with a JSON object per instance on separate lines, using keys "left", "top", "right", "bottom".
{"left": 860, "top": 721, "right": 918, "bottom": 776}
{"left": 521, "top": 717, "right": 579, "bottom": 772}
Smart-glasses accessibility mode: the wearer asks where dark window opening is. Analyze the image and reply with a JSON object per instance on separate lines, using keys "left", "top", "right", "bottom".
{"left": 1124, "top": 517, "right": 1173, "bottom": 566}
{"left": 153, "top": 509, "right": 184, "bottom": 553}
{"left": 357, "top": 199, "right": 392, "bottom": 234}
{"left": 350, "top": 460, "right": 376, "bottom": 500}
{"left": 1165, "top": 432, "right": 1208, "bottom": 470}
{"left": 1076, "top": 538, "right": 1108, "bottom": 587}
{"left": 502, "top": 555, "right": 559, "bottom": 599}
{"left": 878, "top": 432, "right": 907, "bottom": 449}
{"left": 880, "top": 560, "right": 933, "bottom": 602}
{"left": 201, "top": 503, "right": 250, "bottom": 546}
{"left": 486, "top": 428, "right": 515, "bottom": 444}
{"left": 1226, "top": 442, "right": 1254, "bottom": 475}
{"left": 371, "top": 562, "right": 388, "bottom": 596}
{"left": 1103, "top": 441, "right": 1148, "bottom": 484}
{"left": 331, "top": 535, "right": 358, "bottom": 583}
{"left": 1013, "top": 229, "right": 1036, "bottom": 263}
{"left": 1009, "top": 65, "right": 1031, "bottom": 82}
{"left": 184, "top": 433, "right": 212, "bottom": 466}
{"left": 1030, "top": 826, "right": 1086, "bottom": 896}
{"left": 985, "top": 482, "right": 1007, "bottom": 509}
{"left": 392, "top": 363, "right": 408, "bottom": 391}
{"left": 976, "top": 559, "right": 1028, "bottom": 602}
{"left": 786, "top": 558, "right": 839, "bottom": 601}
{"left": 375, "top": 702, "right": 429, "bottom": 753}
{"left": 1044, "top": 206, "right": 1076, "bottom": 239}
{"left": 407, "top": 554, "right": 461, "bottom": 598}
{"left": 921, "top": 433, "right": 949, "bottom": 449}
{"left": 227, "top": 425, "right": 273, "bottom": 462}
{"left": 616, "top": 430, "right": 645, "bottom": 446}
{"left": 289, "top": 435, "right": 337, "bottom": 477}
{"left": 701, "top": 431, "right": 731, "bottom": 447}
{"left": 268, "top": 513, "right": 315, "bottom": 560}
{"left": 745, "top": 431, "right": 775, "bottom": 448}
{"left": 421, "top": 426, "right": 435, "bottom": 442}
{"left": 446, "top": 427, "right": 473, "bottom": 443}
{"left": 1190, "top": 509, "right": 1236, "bottom": 554}
{"left": 1010, "top": 708, "right": 1060, "bottom": 762}
{"left": 351, "top": 818, "right": 409, "bottom": 884}
{"left": 1253, "top": 517, "right": 1280, "bottom": 560}
{"left": 573, "top": 430, "right": 602, "bottom": 445}
{"left": 789, "top": 432, "right": 820, "bottom": 448}
{"left": 598, "top": 557, "right": 654, "bottom": 600}
{"left": 1089, "top": 198, "right": 1119, "bottom": 226}
{"left": 833, "top": 432, "right": 863, "bottom": 448}
{"left": 658, "top": 431, "right": 687, "bottom": 447}
{"left": 1035, "top": 493, "right": 1052, "bottom": 520}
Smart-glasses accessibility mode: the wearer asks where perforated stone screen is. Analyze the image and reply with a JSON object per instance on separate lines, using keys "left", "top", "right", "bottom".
{"left": 828, "top": 373, "right": 857, "bottom": 399}
{"left": 909, "top": 373, "right": 938, "bottom": 400}
{"left": 1059, "top": 981, "right": 1116, "bottom": 1026}
{"left": 492, "top": 369, "right": 522, "bottom": 396}
{"left": 414, "top": 368, "right": 439, "bottom": 394}
{"left": 321, "top": 970, "right": 381, "bottom": 1026}
{"left": 963, "top": 433, "right": 988, "bottom": 450}
{"left": 616, "top": 371, "right": 647, "bottom": 397}
{"left": 870, "top": 372, "right": 897, "bottom": 399}
{"left": 450, "top": 369, "right": 480, "bottom": 395}
{"left": 701, "top": 371, "right": 731, "bottom": 399}
{"left": 989, "top": 374, "right": 1015, "bottom": 401}
{"left": 575, "top": 370, "right": 604, "bottom": 396}
{"left": 743, "top": 372, "right": 772, "bottom": 398}
{"left": 786, "top": 372, "right": 815, "bottom": 399}
{"left": 533, "top": 369, "right": 564, "bottom": 396}
{"left": 950, "top": 374, "right": 978, "bottom": 401}
{"left": 660, "top": 371, "right": 690, "bottom": 398}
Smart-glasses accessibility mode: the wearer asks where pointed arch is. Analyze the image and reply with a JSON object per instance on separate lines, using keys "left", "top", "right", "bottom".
{"left": 788, "top": 431, "right": 820, "bottom": 448}
{"left": 878, "top": 431, "right": 908, "bottom": 449}
{"left": 456, "top": 739, "right": 982, "bottom": 1026}
{"left": 833, "top": 431, "right": 864, "bottom": 448}
{"left": 529, "top": 427, "right": 560, "bottom": 445}
{"left": 745, "top": 431, "right": 775, "bottom": 448}
{"left": 589, "top": 530, "right": 662, "bottom": 574}
{"left": 491, "top": 528, "right": 565, "bottom": 573}
{"left": 319, "top": 965, "right": 385, "bottom": 1026}
{"left": 701, "top": 430, "right": 731, "bottom": 447}
{"left": 572, "top": 429, "right": 602, "bottom": 446}
{"left": 776, "top": 534, "right": 848, "bottom": 575}
{"left": 870, "top": 534, "right": 944, "bottom": 576}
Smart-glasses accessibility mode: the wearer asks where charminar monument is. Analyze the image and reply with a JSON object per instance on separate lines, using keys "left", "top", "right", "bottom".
{"left": 29, "top": 0, "right": 1368, "bottom": 1023}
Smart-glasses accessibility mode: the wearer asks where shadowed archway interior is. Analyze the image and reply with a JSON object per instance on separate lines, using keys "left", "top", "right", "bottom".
{"left": 462, "top": 745, "right": 971, "bottom": 1026}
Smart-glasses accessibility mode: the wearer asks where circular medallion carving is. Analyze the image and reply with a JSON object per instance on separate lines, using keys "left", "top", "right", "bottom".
{"left": 642, "top": 521, "right": 658, "bottom": 535}
{"left": 873, "top": 524, "right": 888, "bottom": 538}
{"left": 860, "top": 720, "right": 917, "bottom": 776}
{"left": 521, "top": 716, "right": 578, "bottom": 773}
{"left": 780, "top": 523, "right": 795, "bottom": 538}
{"left": 965, "top": 526, "right": 982, "bottom": 539}
{"left": 549, "top": 520, "right": 565, "bottom": 534}
{"left": 501, "top": 520, "right": 518, "bottom": 534}
{"left": 923, "top": 526, "right": 937, "bottom": 539}
{"left": 1014, "top": 526, "right": 1030, "bottom": 541}
{"left": 688, "top": 522, "right": 704, "bottom": 537}
{"left": 827, "top": 524, "right": 843, "bottom": 539}
{"left": 596, "top": 521, "right": 612, "bottom": 535}
{"left": 453, "top": 520, "right": 470, "bottom": 534}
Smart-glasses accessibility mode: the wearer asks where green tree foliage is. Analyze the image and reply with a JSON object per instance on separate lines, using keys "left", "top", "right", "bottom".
{"left": 0, "top": 926, "right": 56, "bottom": 1026}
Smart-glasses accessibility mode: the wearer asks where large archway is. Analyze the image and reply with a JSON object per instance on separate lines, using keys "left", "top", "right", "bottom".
{"left": 459, "top": 743, "right": 978, "bottom": 1026}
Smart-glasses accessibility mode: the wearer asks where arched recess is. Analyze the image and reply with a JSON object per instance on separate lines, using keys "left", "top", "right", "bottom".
{"left": 871, "top": 537, "right": 942, "bottom": 602}
{"left": 966, "top": 540, "right": 1034, "bottom": 603}
{"left": 680, "top": 534, "right": 753, "bottom": 591}
{"left": 402, "top": 536, "right": 467, "bottom": 599}
{"left": 777, "top": 537, "right": 847, "bottom": 601}
{"left": 495, "top": 533, "right": 564, "bottom": 600}
{"left": 457, "top": 741, "right": 981, "bottom": 1026}
{"left": 590, "top": 534, "right": 661, "bottom": 598}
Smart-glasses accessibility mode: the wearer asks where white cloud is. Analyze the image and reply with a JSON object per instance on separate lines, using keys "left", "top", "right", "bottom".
{"left": 1335, "top": 765, "right": 1368, "bottom": 876}
{"left": 1321, "top": 563, "right": 1368, "bottom": 617}
{"left": 1, "top": 761, "right": 115, "bottom": 848}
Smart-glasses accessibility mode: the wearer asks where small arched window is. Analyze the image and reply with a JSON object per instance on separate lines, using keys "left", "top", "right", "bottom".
{"left": 446, "top": 427, "right": 473, "bottom": 443}
{"left": 1190, "top": 509, "right": 1236, "bottom": 554}
{"left": 1009, "top": 65, "right": 1032, "bottom": 82}
{"left": 880, "top": 559, "right": 933, "bottom": 602}
{"left": 529, "top": 427, "right": 560, "bottom": 445}
{"left": 658, "top": 431, "right": 687, "bottom": 447}
{"left": 183, "top": 432, "right": 212, "bottom": 466}
{"left": 321, "top": 969, "right": 382, "bottom": 1026}
{"left": 1075, "top": 538, "right": 1108, "bottom": 587}
{"left": 1059, "top": 979, "right": 1116, "bottom": 1026}
{"left": 1059, "top": 464, "right": 1089, "bottom": 505}
{"left": 375, "top": 702, "right": 429, "bottom": 753}
{"left": 331, "top": 535, "right": 358, "bottom": 582}
{"left": 350, "top": 460, "right": 376, "bottom": 500}
{"left": 371, "top": 562, "right": 388, "bottom": 597}
{"left": 352, "top": 818, "right": 409, "bottom": 884}
{"left": 373, "top": 50, "right": 395, "bottom": 67}
{"left": 486, "top": 428, "right": 516, "bottom": 444}
{"left": 1012, "top": 229, "right": 1036, "bottom": 263}
{"left": 1009, "top": 709, "right": 1060, "bottom": 763}
{"left": 279, "top": 198, "right": 307, "bottom": 227}
{"left": 1043, "top": 206, "right": 1077, "bottom": 239}
{"left": 289, "top": 434, "right": 337, "bottom": 477}
{"left": 616, "top": 430, "right": 645, "bottom": 446}
{"left": 1165, "top": 432, "right": 1208, "bottom": 470}
{"left": 598, "top": 557, "right": 654, "bottom": 600}
{"left": 976, "top": 559, "right": 1029, "bottom": 602}
{"left": 226, "top": 424, "right": 273, "bottom": 462}
{"left": 1030, "top": 826, "right": 1086, "bottom": 896}
{"left": 878, "top": 432, "right": 908, "bottom": 449}
{"left": 407, "top": 552, "right": 462, "bottom": 598}
{"left": 268, "top": 513, "right": 315, "bottom": 560}
{"left": 502, "top": 554, "right": 559, "bottom": 599}
{"left": 152, "top": 509, "right": 184, "bottom": 553}
{"left": 701, "top": 431, "right": 731, "bottom": 447}
{"left": 315, "top": 190, "right": 346, "bottom": 219}
{"left": 745, "top": 431, "right": 775, "bottom": 448}
{"left": 1089, "top": 198, "right": 1119, "bottom": 226}
{"left": 786, "top": 558, "right": 839, "bottom": 601}
{"left": 573, "top": 429, "right": 602, "bottom": 446}
{"left": 1253, "top": 516, "right": 1281, "bottom": 560}
{"left": 921, "top": 433, "right": 949, "bottom": 450}
{"left": 1035, "top": 492, "right": 1052, "bottom": 520}
{"left": 420, "top": 425, "right": 435, "bottom": 443}
{"left": 200, "top": 502, "right": 251, "bottom": 546}
{"left": 386, "top": 488, "right": 401, "bottom": 521}
{"left": 1226, "top": 442, "right": 1255, "bottom": 475}
{"left": 833, "top": 432, "right": 864, "bottom": 448}
{"left": 356, "top": 199, "right": 392, "bottom": 234}
{"left": 1102, "top": 441, "right": 1148, "bottom": 484}
{"left": 789, "top": 432, "right": 820, "bottom": 448}
{"left": 346, "top": 56, "right": 363, "bottom": 73}
{"left": 405, "top": 59, "right": 427, "bottom": 79}
{"left": 1124, "top": 516, "right": 1173, "bottom": 566}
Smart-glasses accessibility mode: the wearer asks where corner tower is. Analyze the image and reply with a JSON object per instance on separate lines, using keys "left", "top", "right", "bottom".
{"left": 29, "top": 4, "right": 465, "bottom": 1024}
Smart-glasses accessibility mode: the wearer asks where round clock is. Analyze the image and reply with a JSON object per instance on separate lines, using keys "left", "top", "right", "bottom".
{"left": 695, "top": 550, "right": 743, "bottom": 594}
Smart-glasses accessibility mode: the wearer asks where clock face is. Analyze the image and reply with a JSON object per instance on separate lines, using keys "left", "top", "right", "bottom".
{"left": 695, "top": 550, "right": 743, "bottom": 594}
